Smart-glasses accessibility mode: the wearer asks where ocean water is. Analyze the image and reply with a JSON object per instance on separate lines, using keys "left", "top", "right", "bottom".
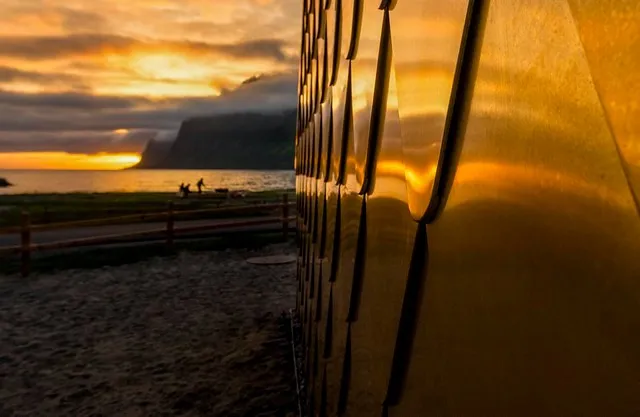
{"left": 0, "top": 169, "right": 295, "bottom": 194}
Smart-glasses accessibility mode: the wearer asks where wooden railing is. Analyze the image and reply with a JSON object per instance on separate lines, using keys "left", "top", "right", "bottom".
{"left": 0, "top": 194, "right": 294, "bottom": 277}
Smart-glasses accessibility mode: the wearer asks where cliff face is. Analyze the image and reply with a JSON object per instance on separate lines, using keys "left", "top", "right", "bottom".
{"left": 134, "top": 139, "right": 174, "bottom": 169}
{"left": 136, "top": 110, "right": 296, "bottom": 170}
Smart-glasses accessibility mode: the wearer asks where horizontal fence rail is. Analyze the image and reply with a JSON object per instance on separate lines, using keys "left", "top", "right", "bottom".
{"left": 0, "top": 194, "right": 295, "bottom": 277}
{"left": 0, "top": 201, "right": 294, "bottom": 235}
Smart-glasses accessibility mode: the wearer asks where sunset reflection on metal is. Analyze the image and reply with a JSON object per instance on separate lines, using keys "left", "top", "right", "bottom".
{"left": 390, "top": 0, "right": 471, "bottom": 221}
{"left": 350, "top": 2, "right": 387, "bottom": 193}
{"left": 295, "top": 0, "right": 640, "bottom": 416}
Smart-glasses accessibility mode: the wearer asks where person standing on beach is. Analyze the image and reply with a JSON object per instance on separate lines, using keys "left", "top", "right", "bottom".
{"left": 197, "top": 178, "right": 206, "bottom": 194}
{"left": 178, "top": 182, "right": 185, "bottom": 197}
{"left": 183, "top": 183, "right": 191, "bottom": 199}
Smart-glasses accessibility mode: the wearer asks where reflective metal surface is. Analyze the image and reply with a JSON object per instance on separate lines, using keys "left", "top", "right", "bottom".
{"left": 295, "top": 0, "right": 640, "bottom": 415}
{"left": 567, "top": 0, "right": 640, "bottom": 212}
{"left": 331, "top": 62, "right": 349, "bottom": 183}
{"left": 340, "top": 60, "right": 417, "bottom": 416}
{"left": 350, "top": 2, "right": 386, "bottom": 192}
{"left": 325, "top": 0, "right": 338, "bottom": 86}
{"left": 390, "top": 0, "right": 471, "bottom": 220}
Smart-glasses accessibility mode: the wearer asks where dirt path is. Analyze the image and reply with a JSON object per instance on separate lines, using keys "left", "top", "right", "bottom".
{"left": 0, "top": 243, "right": 298, "bottom": 417}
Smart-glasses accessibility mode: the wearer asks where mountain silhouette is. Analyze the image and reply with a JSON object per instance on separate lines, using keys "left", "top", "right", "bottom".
{"left": 135, "top": 110, "right": 296, "bottom": 170}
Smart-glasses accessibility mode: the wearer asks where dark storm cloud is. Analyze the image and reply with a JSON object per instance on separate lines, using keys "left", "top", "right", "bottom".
{"left": 195, "top": 39, "right": 290, "bottom": 61}
{"left": 241, "top": 74, "right": 264, "bottom": 85}
{"left": 0, "top": 90, "right": 144, "bottom": 110}
{"left": 0, "top": 66, "right": 70, "bottom": 83}
{"left": 0, "top": 34, "right": 134, "bottom": 59}
{"left": 0, "top": 34, "right": 292, "bottom": 62}
{"left": 0, "top": 130, "right": 158, "bottom": 154}
{"left": 0, "top": 66, "right": 91, "bottom": 91}
{"left": 0, "top": 72, "right": 297, "bottom": 153}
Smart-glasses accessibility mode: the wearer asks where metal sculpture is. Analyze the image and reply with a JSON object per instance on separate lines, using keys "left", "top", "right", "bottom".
{"left": 296, "top": 1, "right": 640, "bottom": 415}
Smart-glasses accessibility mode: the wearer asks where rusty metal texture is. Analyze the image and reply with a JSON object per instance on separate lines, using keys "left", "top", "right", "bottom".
{"left": 295, "top": 0, "right": 640, "bottom": 415}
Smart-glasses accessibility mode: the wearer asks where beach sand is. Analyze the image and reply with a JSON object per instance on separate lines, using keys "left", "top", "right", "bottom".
{"left": 0, "top": 243, "right": 298, "bottom": 417}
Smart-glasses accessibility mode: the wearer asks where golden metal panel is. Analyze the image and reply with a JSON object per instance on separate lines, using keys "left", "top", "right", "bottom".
{"left": 340, "top": 0, "right": 358, "bottom": 61}
{"left": 308, "top": 125, "right": 314, "bottom": 177}
{"left": 321, "top": 94, "right": 333, "bottom": 181}
{"left": 302, "top": 81, "right": 308, "bottom": 126}
{"left": 350, "top": 4, "right": 388, "bottom": 192}
{"left": 325, "top": 0, "right": 338, "bottom": 86}
{"left": 303, "top": 12, "right": 308, "bottom": 36}
{"left": 310, "top": 4, "right": 317, "bottom": 56}
{"left": 300, "top": 127, "right": 306, "bottom": 177}
{"left": 567, "top": 0, "right": 640, "bottom": 212}
{"left": 306, "top": 175, "right": 317, "bottom": 243}
{"left": 329, "top": 0, "right": 353, "bottom": 183}
{"left": 320, "top": 29, "right": 329, "bottom": 105}
{"left": 303, "top": 30, "right": 310, "bottom": 77}
{"left": 298, "top": 94, "right": 305, "bottom": 134}
{"left": 314, "top": 111, "right": 323, "bottom": 179}
{"left": 306, "top": 121, "right": 313, "bottom": 178}
{"left": 316, "top": 38, "right": 326, "bottom": 109}
{"left": 298, "top": 0, "right": 640, "bottom": 415}
{"left": 389, "top": 0, "right": 470, "bottom": 220}
{"left": 309, "top": 179, "right": 327, "bottom": 402}
{"left": 310, "top": 118, "right": 317, "bottom": 178}
{"left": 298, "top": 52, "right": 304, "bottom": 92}
{"left": 295, "top": 141, "right": 300, "bottom": 174}
{"left": 308, "top": 116, "right": 314, "bottom": 178}
{"left": 314, "top": 0, "right": 323, "bottom": 41}
{"left": 331, "top": 68, "right": 349, "bottom": 183}
{"left": 300, "top": 88, "right": 305, "bottom": 128}
{"left": 299, "top": 129, "right": 305, "bottom": 176}
{"left": 311, "top": 57, "right": 318, "bottom": 116}
{"left": 391, "top": 1, "right": 640, "bottom": 416}
{"left": 306, "top": 17, "right": 314, "bottom": 76}
{"left": 324, "top": 55, "right": 364, "bottom": 411}
{"left": 319, "top": 181, "right": 340, "bottom": 413}
{"left": 325, "top": 187, "right": 361, "bottom": 416}
{"left": 312, "top": 0, "right": 321, "bottom": 38}
{"left": 305, "top": 73, "right": 312, "bottom": 123}
{"left": 341, "top": 60, "right": 417, "bottom": 416}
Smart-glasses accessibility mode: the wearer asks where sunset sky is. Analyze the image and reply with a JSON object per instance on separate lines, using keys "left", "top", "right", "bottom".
{"left": 0, "top": 0, "right": 300, "bottom": 169}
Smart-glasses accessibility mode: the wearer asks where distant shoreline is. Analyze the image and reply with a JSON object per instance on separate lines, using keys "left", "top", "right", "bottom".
{"left": 0, "top": 168, "right": 295, "bottom": 172}
{"left": 0, "top": 169, "right": 295, "bottom": 195}
{"left": 128, "top": 166, "right": 295, "bottom": 171}
{"left": 0, "top": 189, "right": 294, "bottom": 197}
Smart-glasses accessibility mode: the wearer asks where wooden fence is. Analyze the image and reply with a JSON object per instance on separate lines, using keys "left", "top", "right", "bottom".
{"left": 0, "top": 194, "right": 294, "bottom": 277}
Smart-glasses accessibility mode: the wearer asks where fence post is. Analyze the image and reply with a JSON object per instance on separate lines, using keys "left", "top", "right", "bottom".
{"left": 282, "top": 193, "right": 289, "bottom": 240}
{"left": 21, "top": 211, "right": 31, "bottom": 277}
{"left": 166, "top": 201, "right": 174, "bottom": 249}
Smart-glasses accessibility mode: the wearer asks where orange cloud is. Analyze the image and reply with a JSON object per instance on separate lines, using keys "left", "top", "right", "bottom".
{"left": 0, "top": 152, "right": 141, "bottom": 170}
{"left": 0, "top": 0, "right": 300, "bottom": 169}
{"left": 0, "top": 34, "right": 293, "bottom": 98}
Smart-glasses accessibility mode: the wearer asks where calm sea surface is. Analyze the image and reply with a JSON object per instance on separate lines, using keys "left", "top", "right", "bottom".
{"left": 0, "top": 169, "right": 295, "bottom": 195}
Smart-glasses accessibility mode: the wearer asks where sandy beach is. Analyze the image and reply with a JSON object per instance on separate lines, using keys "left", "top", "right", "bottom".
{"left": 0, "top": 243, "right": 298, "bottom": 417}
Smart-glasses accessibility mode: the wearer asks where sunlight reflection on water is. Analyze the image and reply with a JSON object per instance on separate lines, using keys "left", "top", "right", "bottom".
{"left": 0, "top": 169, "right": 295, "bottom": 194}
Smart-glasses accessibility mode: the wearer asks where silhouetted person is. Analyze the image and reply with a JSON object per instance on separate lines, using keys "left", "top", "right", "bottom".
{"left": 196, "top": 178, "right": 206, "bottom": 194}
{"left": 178, "top": 182, "right": 185, "bottom": 197}
{"left": 183, "top": 183, "right": 191, "bottom": 199}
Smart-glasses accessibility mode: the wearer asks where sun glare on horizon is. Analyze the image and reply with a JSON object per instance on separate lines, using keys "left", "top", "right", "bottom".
{"left": 0, "top": 152, "right": 141, "bottom": 170}
{"left": 0, "top": 0, "right": 300, "bottom": 170}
